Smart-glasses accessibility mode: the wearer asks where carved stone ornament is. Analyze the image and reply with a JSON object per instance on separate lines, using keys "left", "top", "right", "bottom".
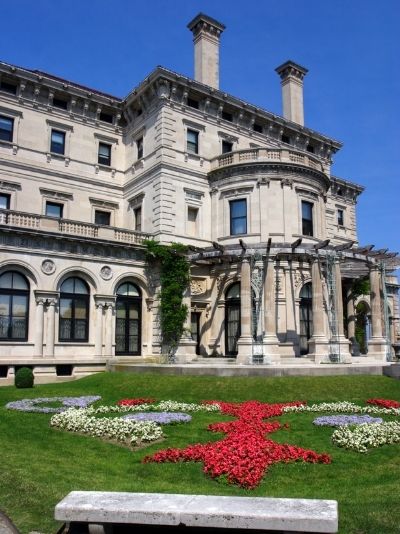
{"left": 100, "top": 265, "right": 113, "bottom": 280}
{"left": 294, "top": 271, "right": 311, "bottom": 289}
{"left": 41, "top": 259, "right": 56, "bottom": 275}
{"left": 190, "top": 279, "right": 207, "bottom": 295}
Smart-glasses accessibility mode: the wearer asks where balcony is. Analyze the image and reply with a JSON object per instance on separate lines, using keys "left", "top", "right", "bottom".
{"left": 0, "top": 209, "right": 151, "bottom": 245}
{"left": 210, "top": 147, "right": 326, "bottom": 174}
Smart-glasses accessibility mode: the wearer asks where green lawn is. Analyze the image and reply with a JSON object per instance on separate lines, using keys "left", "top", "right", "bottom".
{"left": 1, "top": 372, "right": 400, "bottom": 534}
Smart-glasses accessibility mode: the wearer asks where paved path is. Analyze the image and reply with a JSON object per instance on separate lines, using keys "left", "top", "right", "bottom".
{"left": 0, "top": 512, "right": 19, "bottom": 534}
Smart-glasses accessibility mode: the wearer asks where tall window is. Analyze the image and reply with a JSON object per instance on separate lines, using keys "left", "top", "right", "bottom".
{"left": 230, "top": 199, "right": 247, "bottom": 235}
{"left": 301, "top": 201, "right": 313, "bottom": 236}
{"left": 0, "top": 271, "right": 29, "bottom": 341}
{"left": 222, "top": 140, "right": 233, "bottom": 154}
{"left": 187, "top": 207, "right": 198, "bottom": 236}
{"left": 136, "top": 137, "right": 143, "bottom": 159}
{"left": 46, "top": 201, "right": 63, "bottom": 218}
{"left": 50, "top": 130, "right": 65, "bottom": 155}
{"left": 337, "top": 209, "right": 344, "bottom": 226}
{"left": 134, "top": 207, "right": 142, "bottom": 232}
{"left": 299, "top": 282, "right": 312, "bottom": 355}
{"left": 225, "top": 282, "right": 240, "bottom": 356}
{"left": 98, "top": 143, "right": 111, "bottom": 166}
{"left": 59, "top": 277, "right": 89, "bottom": 342}
{"left": 115, "top": 282, "right": 141, "bottom": 355}
{"left": 187, "top": 129, "right": 199, "bottom": 154}
{"left": 0, "top": 116, "right": 14, "bottom": 142}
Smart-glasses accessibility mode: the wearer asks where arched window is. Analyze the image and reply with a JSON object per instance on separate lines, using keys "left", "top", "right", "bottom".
{"left": 299, "top": 282, "right": 312, "bottom": 355}
{"left": 225, "top": 282, "right": 241, "bottom": 356}
{"left": 0, "top": 271, "right": 29, "bottom": 340}
{"left": 59, "top": 277, "right": 89, "bottom": 342}
{"left": 115, "top": 282, "right": 142, "bottom": 355}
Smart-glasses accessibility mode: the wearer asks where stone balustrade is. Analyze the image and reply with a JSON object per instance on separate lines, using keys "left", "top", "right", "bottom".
{"left": 0, "top": 209, "right": 151, "bottom": 245}
{"left": 210, "top": 147, "right": 326, "bottom": 174}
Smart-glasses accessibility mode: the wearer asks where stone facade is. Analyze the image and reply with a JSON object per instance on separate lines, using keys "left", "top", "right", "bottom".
{"left": 0, "top": 13, "right": 398, "bottom": 383}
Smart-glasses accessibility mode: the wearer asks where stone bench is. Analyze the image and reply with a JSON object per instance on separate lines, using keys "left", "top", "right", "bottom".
{"left": 55, "top": 492, "right": 338, "bottom": 533}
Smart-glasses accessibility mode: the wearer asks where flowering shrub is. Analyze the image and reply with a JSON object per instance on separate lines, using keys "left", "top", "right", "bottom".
{"left": 6, "top": 396, "right": 101, "bottom": 413}
{"left": 123, "top": 412, "right": 192, "bottom": 424}
{"left": 144, "top": 400, "right": 330, "bottom": 489}
{"left": 313, "top": 415, "right": 383, "bottom": 427}
{"left": 366, "top": 399, "right": 400, "bottom": 409}
{"left": 117, "top": 398, "right": 156, "bottom": 406}
{"left": 332, "top": 421, "right": 400, "bottom": 452}
{"left": 50, "top": 408, "right": 163, "bottom": 446}
{"left": 284, "top": 401, "right": 400, "bottom": 417}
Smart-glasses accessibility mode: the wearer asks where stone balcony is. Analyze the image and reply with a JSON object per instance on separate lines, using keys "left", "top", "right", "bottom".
{"left": 210, "top": 147, "right": 328, "bottom": 176}
{"left": 0, "top": 209, "right": 151, "bottom": 245}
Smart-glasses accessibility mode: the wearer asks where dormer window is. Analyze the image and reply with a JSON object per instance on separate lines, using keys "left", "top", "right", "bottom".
{"left": 99, "top": 111, "right": 113, "bottom": 124}
{"left": 253, "top": 123, "right": 263, "bottom": 133}
{"left": 0, "top": 79, "right": 17, "bottom": 95}
{"left": 53, "top": 97, "right": 68, "bottom": 110}
{"left": 187, "top": 98, "right": 199, "bottom": 109}
{"left": 222, "top": 111, "right": 233, "bottom": 122}
{"left": 281, "top": 134, "right": 291, "bottom": 144}
{"left": 306, "top": 144, "right": 314, "bottom": 153}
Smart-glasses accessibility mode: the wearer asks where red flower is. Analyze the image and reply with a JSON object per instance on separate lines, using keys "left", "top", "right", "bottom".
{"left": 366, "top": 398, "right": 400, "bottom": 409}
{"left": 143, "top": 400, "right": 330, "bottom": 489}
{"left": 117, "top": 398, "right": 156, "bottom": 406}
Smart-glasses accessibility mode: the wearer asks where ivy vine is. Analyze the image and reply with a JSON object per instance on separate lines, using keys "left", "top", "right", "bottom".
{"left": 144, "top": 240, "right": 190, "bottom": 356}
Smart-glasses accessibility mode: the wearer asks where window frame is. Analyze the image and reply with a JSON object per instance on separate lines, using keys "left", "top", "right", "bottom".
{"left": 0, "top": 271, "right": 29, "bottom": 342}
{"left": 187, "top": 129, "right": 199, "bottom": 154}
{"left": 337, "top": 208, "right": 344, "bottom": 227}
{"left": 136, "top": 136, "right": 144, "bottom": 160}
{"left": 94, "top": 210, "right": 111, "bottom": 226}
{"left": 59, "top": 278, "right": 89, "bottom": 343}
{"left": 0, "top": 115, "right": 14, "bottom": 143}
{"left": 222, "top": 140, "right": 233, "bottom": 154}
{"left": 50, "top": 129, "right": 66, "bottom": 155}
{"left": 98, "top": 142, "right": 112, "bottom": 166}
{"left": 230, "top": 198, "right": 248, "bottom": 236}
{"left": 301, "top": 200, "right": 314, "bottom": 237}
{"left": 45, "top": 201, "right": 64, "bottom": 219}
{"left": 0, "top": 192, "right": 11, "bottom": 210}
{"left": 134, "top": 206, "right": 142, "bottom": 232}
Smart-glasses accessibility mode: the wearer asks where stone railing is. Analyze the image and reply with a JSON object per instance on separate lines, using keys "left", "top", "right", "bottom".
{"left": 0, "top": 209, "right": 151, "bottom": 245}
{"left": 210, "top": 147, "right": 325, "bottom": 173}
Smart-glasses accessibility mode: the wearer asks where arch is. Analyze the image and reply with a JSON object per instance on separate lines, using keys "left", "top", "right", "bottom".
{"left": 299, "top": 282, "right": 312, "bottom": 355}
{"left": 0, "top": 270, "right": 30, "bottom": 341}
{"left": 55, "top": 267, "right": 98, "bottom": 292}
{"left": 115, "top": 280, "right": 142, "bottom": 355}
{"left": 0, "top": 260, "right": 39, "bottom": 287}
{"left": 111, "top": 272, "right": 148, "bottom": 297}
{"left": 59, "top": 276, "right": 90, "bottom": 342}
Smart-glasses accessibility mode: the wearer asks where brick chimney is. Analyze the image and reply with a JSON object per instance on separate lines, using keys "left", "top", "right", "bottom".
{"left": 275, "top": 60, "right": 308, "bottom": 126}
{"left": 187, "top": 13, "right": 225, "bottom": 89}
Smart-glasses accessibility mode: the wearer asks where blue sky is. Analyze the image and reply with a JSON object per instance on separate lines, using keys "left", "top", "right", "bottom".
{"left": 1, "top": 0, "right": 399, "bottom": 259}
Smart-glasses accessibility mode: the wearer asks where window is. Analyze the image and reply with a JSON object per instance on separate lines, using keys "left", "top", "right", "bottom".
{"left": 302, "top": 201, "right": 313, "bottom": 236}
{"left": 59, "top": 277, "right": 89, "bottom": 342}
{"left": 46, "top": 201, "right": 63, "bottom": 218}
{"left": 134, "top": 207, "right": 142, "bottom": 232}
{"left": 98, "top": 142, "right": 111, "bottom": 166}
{"left": 187, "top": 98, "right": 199, "bottom": 109}
{"left": 187, "top": 207, "right": 198, "bottom": 236}
{"left": 337, "top": 209, "right": 344, "bottom": 226}
{"left": 222, "top": 140, "right": 233, "bottom": 154}
{"left": 187, "top": 129, "right": 199, "bottom": 154}
{"left": 253, "top": 123, "right": 263, "bottom": 133}
{"left": 53, "top": 97, "right": 68, "bottom": 110}
{"left": 0, "top": 271, "right": 29, "bottom": 341}
{"left": 230, "top": 199, "right": 247, "bottom": 235}
{"left": 99, "top": 111, "right": 113, "bottom": 124}
{"left": 0, "top": 116, "right": 14, "bottom": 142}
{"left": 50, "top": 130, "right": 65, "bottom": 155}
{"left": 306, "top": 144, "right": 315, "bottom": 153}
{"left": 0, "top": 193, "right": 10, "bottom": 210}
{"left": 281, "top": 134, "right": 291, "bottom": 144}
{"left": 95, "top": 210, "right": 111, "bottom": 226}
{"left": 136, "top": 137, "right": 143, "bottom": 159}
{"left": 0, "top": 80, "right": 17, "bottom": 95}
{"left": 222, "top": 111, "right": 233, "bottom": 122}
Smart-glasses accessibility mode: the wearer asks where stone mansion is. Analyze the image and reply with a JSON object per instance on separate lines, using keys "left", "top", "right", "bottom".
{"left": 0, "top": 13, "right": 398, "bottom": 382}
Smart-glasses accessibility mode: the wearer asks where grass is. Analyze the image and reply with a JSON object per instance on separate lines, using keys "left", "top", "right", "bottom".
{"left": 0, "top": 372, "right": 399, "bottom": 533}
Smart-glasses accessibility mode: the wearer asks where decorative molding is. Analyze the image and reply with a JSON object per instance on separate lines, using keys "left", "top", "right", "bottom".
{"left": 0, "top": 180, "right": 21, "bottom": 192}
{"left": 190, "top": 278, "right": 207, "bottom": 295}
{"left": 40, "top": 188, "right": 73, "bottom": 201}
{"left": 93, "top": 132, "right": 119, "bottom": 144}
{"left": 127, "top": 192, "right": 145, "bottom": 206}
{"left": 182, "top": 118, "right": 206, "bottom": 131}
{"left": 220, "top": 185, "right": 253, "bottom": 198}
{"left": 0, "top": 106, "right": 23, "bottom": 118}
{"left": 89, "top": 197, "right": 119, "bottom": 210}
{"left": 46, "top": 119, "right": 73, "bottom": 131}
{"left": 100, "top": 265, "right": 113, "bottom": 280}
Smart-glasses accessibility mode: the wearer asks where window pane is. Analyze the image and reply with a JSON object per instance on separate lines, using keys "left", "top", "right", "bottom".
{"left": 0, "top": 272, "right": 13, "bottom": 289}
{"left": 95, "top": 210, "right": 111, "bottom": 226}
{"left": 302, "top": 201, "right": 313, "bottom": 220}
{"left": 222, "top": 140, "right": 233, "bottom": 154}
{"left": 73, "top": 278, "right": 88, "bottom": 294}
{"left": 0, "top": 315, "right": 9, "bottom": 337}
{"left": 230, "top": 199, "right": 247, "bottom": 235}
{"left": 12, "top": 295, "right": 27, "bottom": 316}
{"left": 0, "top": 194, "right": 11, "bottom": 210}
{"left": 11, "top": 272, "right": 28, "bottom": 290}
{"left": 116, "top": 303, "right": 126, "bottom": 318}
{"left": 231, "top": 217, "right": 247, "bottom": 235}
{"left": 60, "top": 298, "right": 72, "bottom": 319}
{"left": 0, "top": 116, "right": 13, "bottom": 142}
{"left": 74, "top": 299, "right": 87, "bottom": 320}
{"left": 134, "top": 207, "right": 142, "bottom": 231}
{"left": 98, "top": 143, "right": 111, "bottom": 165}
{"left": 60, "top": 278, "right": 74, "bottom": 293}
{"left": 11, "top": 317, "right": 26, "bottom": 339}
{"left": 46, "top": 202, "right": 63, "bottom": 218}
{"left": 0, "top": 294, "right": 10, "bottom": 316}
{"left": 74, "top": 320, "right": 87, "bottom": 340}
{"left": 51, "top": 130, "right": 65, "bottom": 154}
{"left": 226, "top": 283, "right": 240, "bottom": 299}
{"left": 60, "top": 319, "right": 72, "bottom": 339}
{"left": 231, "top": 199, "right": 246, "bottom": 218}
{"left": 129, "top": 306, "right": 139, "bottom": 320}
{"left": 187, "top": 130, "right": 198, "bottom": 153}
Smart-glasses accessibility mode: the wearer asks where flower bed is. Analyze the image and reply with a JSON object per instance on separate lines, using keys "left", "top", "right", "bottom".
{"left": 313, "top": 415, "right": 383, "bottom": 427}
{"left": 144, "top": 400, "right": 330, "bottom": 489}
{"left": 366, "top": 398, "right": 400, "bottom": 409}
{"left": 123, "top": 412, "right": 191, "bottom": 424}
{"left": 332, "top": 421, "right": 400, "bottom": 452}
{"left": 284, "top": 401, "right": 400, "bottom": 416}
{"left": 117, "top": 398, "right": 156, "bottom": 406}
{"left": 6, "top": 396, "right": 101, "bottom": 413}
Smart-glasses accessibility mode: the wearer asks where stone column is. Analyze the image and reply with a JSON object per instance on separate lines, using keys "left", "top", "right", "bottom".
{"left": 237, "top": 258, "right": 253, "bottom": 363}
{"left": 34, "top": 298, "right": 45, "bottom": 357}
{"left": 145, "top": 298, "right": 154, "bottom": 356}
{"left": 347, "top": 287, "right": 355, "bottom": 341}
{"left": 208, "top": 297, "right": 224, "bottom": 355}
{"left": 333, "top": 260, "right": 351, "bottom": 361}
{"left": 46, "top": 299, "right": 56, "bottom": 357}
{"left": 368, "top": 265, "right": 387, "bottom": 360}
{"left": 308, "top": 257, "right": 328, "bottom": 362}
{"left": 284, "top": 264, "right": 297, "bottom": 343}
{"left": 175, "top": 286, "right": 196, "bottom": 362}
{"left": 263, "top": 257, "right": 280, "bottom": 363}
{"left": 104, "top": 304, "right": 114, "bottom": 357}
{"left": 95, "top": 303, "right": 104, "bottom": 356}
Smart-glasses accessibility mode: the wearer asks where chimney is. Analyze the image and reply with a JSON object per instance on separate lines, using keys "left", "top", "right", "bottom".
{"left": 187, "top": 13, "right": 225, "bottom": 89}
{"left": 275, "top": 60, "right": 308, "bottom": 126}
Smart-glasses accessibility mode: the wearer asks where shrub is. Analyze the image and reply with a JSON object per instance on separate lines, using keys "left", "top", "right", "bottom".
{"left": 14, "top": 367, "right": 34, "bottom": 389}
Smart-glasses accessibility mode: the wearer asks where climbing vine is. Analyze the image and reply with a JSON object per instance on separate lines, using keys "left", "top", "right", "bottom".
{"left": 144, "top": 240, "right": 190, "bottom": 356}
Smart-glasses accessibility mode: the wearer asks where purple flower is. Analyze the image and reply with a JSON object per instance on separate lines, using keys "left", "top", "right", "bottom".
{"left": 313, "top": 415, "right": 383, "bottom": 427}
{"left": 6, "top": 396, "right": 101, "bottom": 413}
{"left": 122, "top": 412, "right": 192, "bottom": 424}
